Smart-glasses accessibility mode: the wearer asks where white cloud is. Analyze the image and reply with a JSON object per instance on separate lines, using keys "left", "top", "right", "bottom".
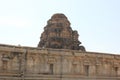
{"left": 0, "top": 16, "right": 32, "bottom": 28}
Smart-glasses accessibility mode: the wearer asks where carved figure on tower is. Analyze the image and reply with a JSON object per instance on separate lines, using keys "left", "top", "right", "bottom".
{"left": 38, "top": 13, "right": 86, "bottom": 51}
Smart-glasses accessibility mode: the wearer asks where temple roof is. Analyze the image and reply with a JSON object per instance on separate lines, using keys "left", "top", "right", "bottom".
{"left": 38, "top": 13, "right": 86, "bottom": 51}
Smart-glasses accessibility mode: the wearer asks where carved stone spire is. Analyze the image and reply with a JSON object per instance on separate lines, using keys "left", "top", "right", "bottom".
{"left": 38, "top": 13, "right": 86, "bottom": 51}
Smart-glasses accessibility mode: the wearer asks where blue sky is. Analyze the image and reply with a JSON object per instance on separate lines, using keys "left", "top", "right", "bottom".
{"left": 0, "top": 0, "right": 120, "bottom": 54}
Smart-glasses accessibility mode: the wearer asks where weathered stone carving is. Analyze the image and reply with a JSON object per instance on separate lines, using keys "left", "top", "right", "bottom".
{"left": 0, "top": 43, "right": 120, "bottom": 80}
{"left": 38, "top": 13, "right": 86, "bottom": 51}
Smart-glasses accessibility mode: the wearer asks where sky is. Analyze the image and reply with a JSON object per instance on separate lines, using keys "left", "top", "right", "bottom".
{"left": 0, "top": 0, "right": 120, "bottom": 54}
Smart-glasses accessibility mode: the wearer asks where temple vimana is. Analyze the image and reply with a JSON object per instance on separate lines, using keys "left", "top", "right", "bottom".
{"left": 0, "top": 13, "right": 120, "bottom": 80}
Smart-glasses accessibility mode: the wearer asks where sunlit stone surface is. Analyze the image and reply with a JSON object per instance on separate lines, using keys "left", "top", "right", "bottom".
{"left": 0, "top": 14, "right": 119, "bottom": 80}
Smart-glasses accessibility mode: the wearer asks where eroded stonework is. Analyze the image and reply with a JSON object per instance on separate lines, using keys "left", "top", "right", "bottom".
{"left": 0, "top": 44, "right": 120, "bottom": 80}
{"left": 38, "top": 13, "right": 85, "bottom": 51}
{"left": 0, "top": 14, "right": 120, "bottom": 80}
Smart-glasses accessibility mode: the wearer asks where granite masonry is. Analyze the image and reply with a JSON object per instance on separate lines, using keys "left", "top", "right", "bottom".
{"left": 0, "top": 13, "right": 120, "bottom": 80}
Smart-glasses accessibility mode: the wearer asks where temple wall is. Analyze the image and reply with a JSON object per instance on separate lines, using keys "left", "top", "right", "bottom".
{"left": 0, "top": 44, "right": 120, "bottom": 80}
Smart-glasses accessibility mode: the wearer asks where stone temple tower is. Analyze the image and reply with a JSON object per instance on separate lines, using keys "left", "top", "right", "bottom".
{"left": 38, "top": 13, "right": 86, "bottom": 51}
